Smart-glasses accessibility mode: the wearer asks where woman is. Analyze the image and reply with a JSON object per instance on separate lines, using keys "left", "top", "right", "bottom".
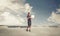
{"left": 26, "top": 12, "right": 31, "bottom": 32}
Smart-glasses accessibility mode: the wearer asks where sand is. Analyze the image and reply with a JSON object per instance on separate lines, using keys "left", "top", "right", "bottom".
{"left": 0, "top": 26, "right": 60, "bottom": 36}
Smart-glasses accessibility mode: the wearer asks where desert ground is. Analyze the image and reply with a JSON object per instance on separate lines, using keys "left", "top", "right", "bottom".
{"left": 0, "top": 26, "right": 60, "bottom": 36}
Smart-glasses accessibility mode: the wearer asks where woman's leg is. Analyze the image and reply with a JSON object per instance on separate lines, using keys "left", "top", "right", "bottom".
{"left": 26, "top": 26, "right": 29, "bottom": 31}
{"left": 29, "top": 26, "right": 31, "bottom": 32}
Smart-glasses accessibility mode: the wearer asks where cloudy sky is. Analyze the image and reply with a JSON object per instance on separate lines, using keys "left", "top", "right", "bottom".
{"left": 26, "top": 0, "right": 60, "bottom": 25}
{"left": 0, "top": 0, "right": 60, "bottom": 26}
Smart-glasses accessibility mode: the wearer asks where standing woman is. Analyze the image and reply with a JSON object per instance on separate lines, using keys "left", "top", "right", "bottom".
{"left": 26, "top": 12, "right": 31, "bottom": 32}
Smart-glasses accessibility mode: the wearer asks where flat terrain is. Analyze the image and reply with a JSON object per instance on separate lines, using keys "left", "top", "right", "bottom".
{"left": 0, "top": 26, "right": 60, "bottom": 36}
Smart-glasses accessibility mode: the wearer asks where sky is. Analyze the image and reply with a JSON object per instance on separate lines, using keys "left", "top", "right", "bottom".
{"left": 26, "top": 0, "right": 60, "bottom": 25}
{"left": 0, "top": 0, "right": 60, "bottom": 26}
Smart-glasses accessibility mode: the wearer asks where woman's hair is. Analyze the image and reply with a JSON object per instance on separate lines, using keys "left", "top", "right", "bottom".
{"left": 28, "top": 12, "right": 30, "bottom": 14}
{"left": 27, "top": 12, "right": 31, "bottom": 17}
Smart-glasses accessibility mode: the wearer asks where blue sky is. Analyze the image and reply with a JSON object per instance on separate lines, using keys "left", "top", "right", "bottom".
{"left": 25, "top": 0, "right": 60, "bottom": 25}
{"left": 0, "top": 0, "right": 60, "bottom": 26}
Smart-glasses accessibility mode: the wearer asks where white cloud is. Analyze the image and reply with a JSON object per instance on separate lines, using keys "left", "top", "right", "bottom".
{"left": 56, "top": 9, "right": 60, "bottom": 13}
{"left": 0, "top": 0, "right": 34, "bottom": 26}
{"left": 25, "top": 3, "right": 33, "bottom": 13}
{"left": 0, "top": 12, "right": 20, "bottom": 25}
{"left": 48, "top": 9, "right": 60, "bottom": 24}
{"left": 0, "top": 0, "right": 32, "bottom": 13}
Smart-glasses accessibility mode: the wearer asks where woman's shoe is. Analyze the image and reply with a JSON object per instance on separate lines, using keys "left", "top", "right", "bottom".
{"left": 26, "top": 29, "right": 28, "bottom": 31}
{"left": 29, "top": 30, "right": 31, "bottom": 32}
